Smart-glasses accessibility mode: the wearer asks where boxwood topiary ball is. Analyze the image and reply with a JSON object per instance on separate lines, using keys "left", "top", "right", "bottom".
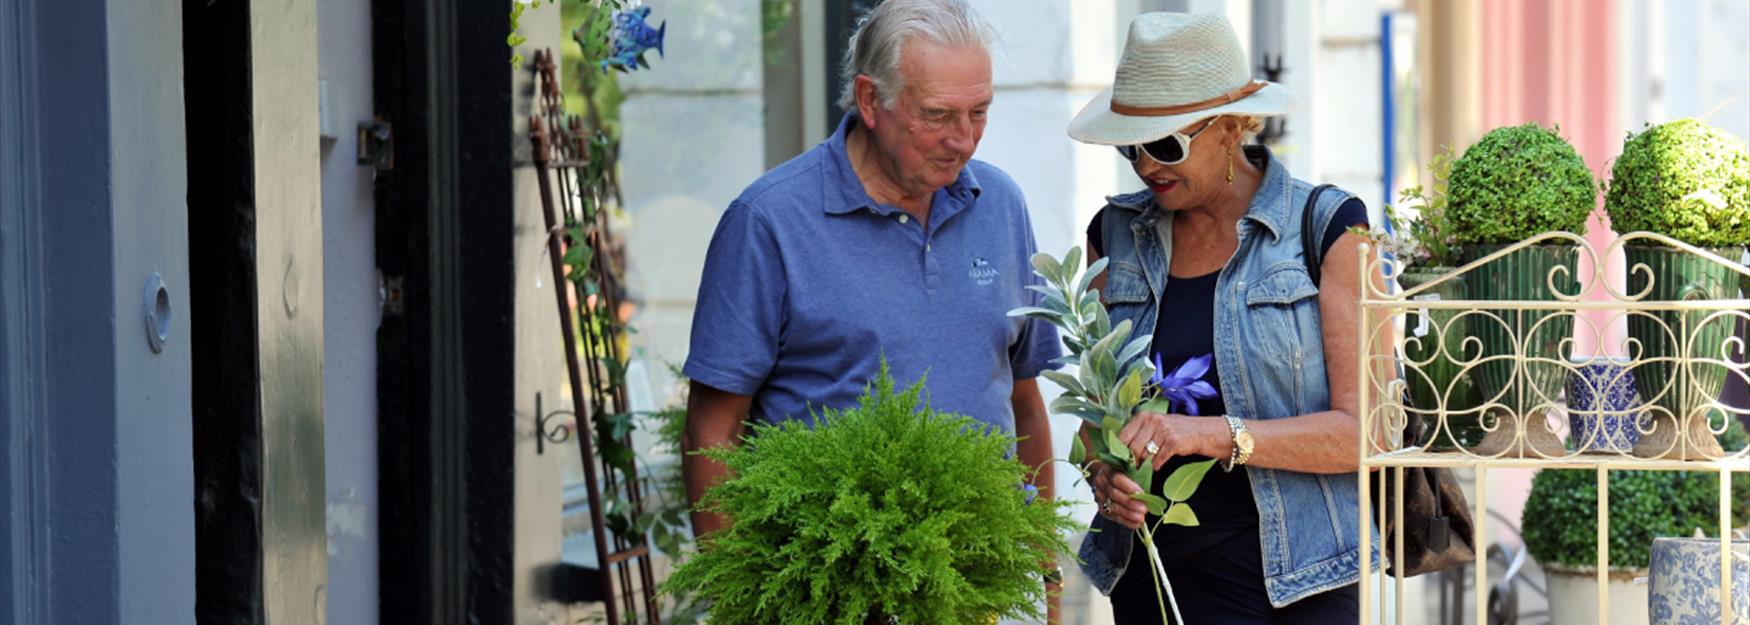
{"left": 1604, "top": 118, "right": 1750, "bottom": 248}
{"left": 1447, "top": 123, "right": 1597, "bottom": 245}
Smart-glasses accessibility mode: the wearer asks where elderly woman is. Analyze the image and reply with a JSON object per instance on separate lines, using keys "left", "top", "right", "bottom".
{"left": 1068, "top": 12, "right": 1381, "bottom": 624}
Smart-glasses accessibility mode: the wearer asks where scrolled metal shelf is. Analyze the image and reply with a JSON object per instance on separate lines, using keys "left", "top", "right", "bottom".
{"left": 1355, "top": 232, "right": 1749, "bottom": 625}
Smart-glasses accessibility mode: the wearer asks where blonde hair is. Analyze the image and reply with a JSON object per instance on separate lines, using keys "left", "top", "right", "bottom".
{"left": 1226, "top": 115, "right": 1265, "bottom": 143}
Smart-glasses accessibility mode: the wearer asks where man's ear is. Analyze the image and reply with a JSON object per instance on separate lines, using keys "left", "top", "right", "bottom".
{"left": 854, "top": 75, "right": 880, "bottom": 130}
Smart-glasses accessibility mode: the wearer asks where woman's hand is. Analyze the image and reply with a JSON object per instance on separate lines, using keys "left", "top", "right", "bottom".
{"left": 1091, "top": 463, "right": 1148, "bottom": 530}
{"left": 1119, "top": 411, "right": 1219, "bottom": 470}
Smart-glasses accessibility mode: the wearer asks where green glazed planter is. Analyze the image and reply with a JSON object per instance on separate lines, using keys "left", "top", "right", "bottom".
{"left": 1462, "top": 244, "right": 1580, "bottom": 426}
{"left": 1740, "top": 260, "right": 1749, "bottom": 301}
{"left": 1398, "top": 268, "right": 1483, "bottom": 450}
{"left": 1622, "top": 245, "right": 1745, "bottom": 427}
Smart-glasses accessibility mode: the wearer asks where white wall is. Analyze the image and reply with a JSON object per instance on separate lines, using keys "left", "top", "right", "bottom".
{"left": 620, "top": 0, "right": 767, "bottom": 407}
{"left": 1306, "top": 0, "right": 1388, "bottom": 215}
{"left": 317, "top": 0, "right": 379, "bottom": 622}
{"left": 109, "top": 1, "right": 197, "bottom": 620}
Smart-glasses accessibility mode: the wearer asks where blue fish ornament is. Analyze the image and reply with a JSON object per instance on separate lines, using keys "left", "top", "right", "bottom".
{"left": 600, "top": 5, "right": 666, "bottom": 73}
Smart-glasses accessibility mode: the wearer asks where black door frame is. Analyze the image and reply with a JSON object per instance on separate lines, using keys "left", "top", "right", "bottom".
{"left": 372, "top": 0, "right": 517, "bottom": 623}
{"left": 183, "top": 1, "right": 267, "bottom": 622}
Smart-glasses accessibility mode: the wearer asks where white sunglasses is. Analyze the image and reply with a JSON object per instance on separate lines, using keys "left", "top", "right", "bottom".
{"left": 1116, "top": 117, "right": 1219, "bottom": 166}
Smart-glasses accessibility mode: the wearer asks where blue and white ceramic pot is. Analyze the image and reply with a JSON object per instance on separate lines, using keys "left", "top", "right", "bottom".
{"left": 1648, "top": 537, "right": 1750, "bottom": 625}
{"left": 1566, "top": 359, "right": 1645, "bottom": 453}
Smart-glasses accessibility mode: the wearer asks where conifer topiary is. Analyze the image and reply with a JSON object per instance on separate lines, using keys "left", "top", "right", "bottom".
{"left": 664, "top": 366, "right": 1076, "bottom": 625}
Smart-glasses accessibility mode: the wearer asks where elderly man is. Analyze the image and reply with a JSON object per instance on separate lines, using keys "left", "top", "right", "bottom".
{"left": 681, "top": 0, "right": 1063, "bottom": 616}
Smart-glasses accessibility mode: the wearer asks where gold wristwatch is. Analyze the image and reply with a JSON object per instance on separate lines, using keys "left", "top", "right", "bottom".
{"left": 1223, "top": 415, "right": 1253, "bottom": 472}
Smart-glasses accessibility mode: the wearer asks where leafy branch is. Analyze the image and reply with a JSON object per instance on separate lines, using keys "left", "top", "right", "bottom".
{"left": 1009, "top": 247, "right": 1219, "bottom": 624}
{"left": 1379, "top": 144, "right": 1463, "bottom": 268}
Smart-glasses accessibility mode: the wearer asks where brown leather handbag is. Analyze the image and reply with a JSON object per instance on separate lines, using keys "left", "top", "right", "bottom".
{"left": 1301, "top": 184, "right": 1476, "bottom": 576}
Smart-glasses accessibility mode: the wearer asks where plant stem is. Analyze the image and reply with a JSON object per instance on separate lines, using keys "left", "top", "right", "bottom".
{"left": 1135, "top": 526, "right": 1185, "bottom": 624}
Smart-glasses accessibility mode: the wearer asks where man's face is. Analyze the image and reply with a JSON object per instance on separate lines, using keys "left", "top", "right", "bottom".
{"left": 863, "top": 41, "right": 993, "bottom": 197}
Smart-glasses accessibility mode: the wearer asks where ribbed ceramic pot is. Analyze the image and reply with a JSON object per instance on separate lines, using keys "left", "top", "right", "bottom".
{"left": 1398, "top": 268, "right": 1483, "bottom": 450}
{"left": 1622, "top": 245, "right": 1743, "bottom": 431}
{"left": 1648, "top": 537, "right": 1750, "bottom": 625}
{"left": 1462, "top": 244, "right": 1580, "bottom": 423}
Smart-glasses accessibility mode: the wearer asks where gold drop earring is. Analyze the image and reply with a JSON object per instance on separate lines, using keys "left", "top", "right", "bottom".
{"left": 1227, "top": 144, "right": 1236, "bottom": 183}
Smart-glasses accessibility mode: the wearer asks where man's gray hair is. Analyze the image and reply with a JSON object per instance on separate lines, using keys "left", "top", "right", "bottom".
{"left": 836, "top": 0, "right": 994, "bottom": 111}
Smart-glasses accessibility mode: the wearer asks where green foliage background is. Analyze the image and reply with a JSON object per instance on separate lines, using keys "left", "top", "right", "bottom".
{"left": 1521, "top": 419, "right": 1750, "bottom": 570}
{"left": 1604, "top": 118, "right": 1750, "bottom": 248}
{"left": 1447, "top": 123, "right": 1597, "bottom": 244}
{"left": 663, "top": 368, "right": 1076, "bottom": 625}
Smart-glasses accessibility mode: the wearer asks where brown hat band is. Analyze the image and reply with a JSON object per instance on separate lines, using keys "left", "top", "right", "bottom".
{"left": 1110, "top": 81, "right": 1267, "bottom": 117}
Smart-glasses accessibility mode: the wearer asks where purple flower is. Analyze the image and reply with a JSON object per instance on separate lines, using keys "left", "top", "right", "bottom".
{"left": 1021, "top": 483, "right": 1039, "bottom": 505}
{"left": 1150, "top": 352, "right": 1218, "bottom": 416}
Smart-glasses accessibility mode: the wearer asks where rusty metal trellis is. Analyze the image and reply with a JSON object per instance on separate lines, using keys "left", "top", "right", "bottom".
{"left": 528, "top": 48, "right": 661, "bottom": 625}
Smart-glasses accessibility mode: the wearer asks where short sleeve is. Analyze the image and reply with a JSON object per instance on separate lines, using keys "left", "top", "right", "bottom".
{"left": 683, "top": 201, "right": 786, "bottom": 395}
{"left": 1086, "top": 209, "right": 1106, "bottom": 258}
{"left": 1319, "top": 197, "right": 1370, "bottom": 258}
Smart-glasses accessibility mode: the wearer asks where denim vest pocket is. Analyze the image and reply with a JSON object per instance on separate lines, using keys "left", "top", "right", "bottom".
{"left": 1242, "top": 263, "right": 1322, "bottom": 416}
{"left": 1243, "top": 262, "right": 1319, "bottom": 305}
{"left": 1101, "top": 260, "right": 1150, "bottom": 304}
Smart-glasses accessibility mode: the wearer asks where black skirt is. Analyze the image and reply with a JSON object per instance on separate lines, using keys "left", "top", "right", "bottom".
{"left": 1109, "top": 528, "right": 1359, "bottom": 625}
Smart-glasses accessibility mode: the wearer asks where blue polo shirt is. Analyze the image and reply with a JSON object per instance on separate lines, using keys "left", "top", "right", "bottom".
{"left": 684, "top": 114, "right": 1061, "bottom": 434}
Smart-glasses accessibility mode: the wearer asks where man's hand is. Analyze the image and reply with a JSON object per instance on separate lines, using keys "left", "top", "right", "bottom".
{"left": 681, "top": 381, "right": 753, "bottom": 538}
{"left": 1012, "top": 377, "right": 1062, "bottom": 625}
{"left": 1046, "top": 578, "right": 1062, "bottom": 625}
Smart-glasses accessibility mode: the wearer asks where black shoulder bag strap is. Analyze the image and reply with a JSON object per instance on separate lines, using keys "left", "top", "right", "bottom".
{"left": 1299, "top": 183, "right": 1478, "bottom": 576}
{"left": 1301, "top": 184, "right": 1337, "bottom": 286}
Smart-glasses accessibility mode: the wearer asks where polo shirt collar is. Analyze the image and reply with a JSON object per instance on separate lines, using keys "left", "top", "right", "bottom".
{"left": 822, "top": 113, "right": 982, "bottom": 217}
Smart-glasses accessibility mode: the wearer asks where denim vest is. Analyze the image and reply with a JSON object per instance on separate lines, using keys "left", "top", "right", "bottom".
{"left": 1075, "top": 147, "right": 1381, "bottom": 608}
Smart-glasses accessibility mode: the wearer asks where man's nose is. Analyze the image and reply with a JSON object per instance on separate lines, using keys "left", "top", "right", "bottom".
{"left": 943, "top": 115, "right": 978, "bottom": 153}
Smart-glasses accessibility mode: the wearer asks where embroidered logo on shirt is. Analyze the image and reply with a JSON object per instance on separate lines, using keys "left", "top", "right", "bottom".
{"left": 968, "top": 256, "right": 998, "bottom": 286}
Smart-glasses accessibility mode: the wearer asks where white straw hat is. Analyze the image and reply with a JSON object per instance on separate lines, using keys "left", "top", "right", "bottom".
{"left": 1068, "top": 12, "right": 1295, "bottom": 146}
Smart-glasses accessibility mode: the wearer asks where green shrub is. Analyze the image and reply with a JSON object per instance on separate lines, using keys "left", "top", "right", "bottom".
{"left": 1447, "top": 123, "right": 1597, "bottom": 244}
{"left": 1604, "top": 118, "right": 1750, "bottom": 248}
{"left": 663, "top": 366, "right": 1076, "bottom": 625}
{"left": 1521, "top": 419, "right": 1750, "bottom": 570}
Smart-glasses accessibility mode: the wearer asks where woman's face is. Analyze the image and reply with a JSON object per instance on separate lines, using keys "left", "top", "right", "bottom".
{"left": 1128, "top": 116, "right": 1237, "bottom": 211}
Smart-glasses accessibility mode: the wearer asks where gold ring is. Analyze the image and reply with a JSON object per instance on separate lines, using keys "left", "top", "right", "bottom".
{"left": 1145, "top": 440, "right": 1161, "bottom": 455}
